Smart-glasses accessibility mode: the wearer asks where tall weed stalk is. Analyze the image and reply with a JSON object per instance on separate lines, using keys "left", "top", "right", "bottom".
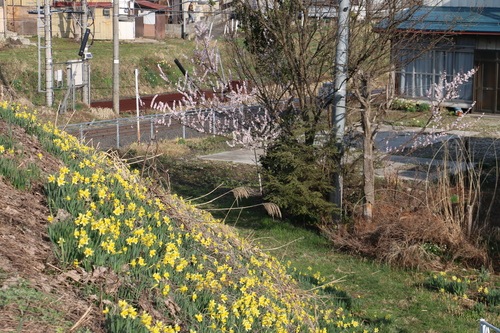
{"left": 428, "top": 138, "right": 481, "bottom": 239}
{"left": 427, "top": 136, "right": 500, "bottom": 242}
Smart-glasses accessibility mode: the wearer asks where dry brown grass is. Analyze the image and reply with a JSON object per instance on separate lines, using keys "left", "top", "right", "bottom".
{"left": 322, "top": 176, "right": 491, "bottom": 271}
{"left": 324, "top": 133, "right": 500, "bottom": 271}
{"left": 128, "top": 139, "right": 191, "bottom": 158}
{"left": 89, "top": 107, "right": 117, "bottom": 120}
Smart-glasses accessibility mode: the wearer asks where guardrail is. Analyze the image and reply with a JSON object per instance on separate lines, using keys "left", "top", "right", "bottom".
{"left": 480, "top": 319, "right": 500, "bottom": 333}
{"left": 59, "top": 110, "right": 199, "bottom": 133}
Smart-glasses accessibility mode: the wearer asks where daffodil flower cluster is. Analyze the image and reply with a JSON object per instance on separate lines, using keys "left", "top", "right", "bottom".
{"left": 0, "top": 102, "right": 379, "bottom": 332}
{"left": 391, "top": 98, "right": 429, "bottom": 113}
{"left": 0, "top": 104, "right": 50, "bottom": 190}
{"left": 425, "top": 272, "right": 469, "bottom": 297}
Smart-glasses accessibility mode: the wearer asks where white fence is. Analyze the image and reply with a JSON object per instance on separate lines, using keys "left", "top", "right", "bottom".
{"left": 481, "top": 319, "right": 500, "bottom": 333}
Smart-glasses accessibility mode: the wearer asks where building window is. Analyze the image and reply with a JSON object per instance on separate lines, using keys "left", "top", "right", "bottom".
{"left": 103, "top": 8, "right": 110, "bottom": 17}
{"left": 396, "top": 48, "right": 474, "bottom": 101}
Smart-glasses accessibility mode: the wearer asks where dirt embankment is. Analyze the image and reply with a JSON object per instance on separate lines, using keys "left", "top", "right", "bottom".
{"left": 0, "top": 118, "right": 105, "bottom": 332}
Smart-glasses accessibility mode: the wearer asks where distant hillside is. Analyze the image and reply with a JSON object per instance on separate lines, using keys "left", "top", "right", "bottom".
{"left": 0, "top": 38, "right": 193, "bottom": 107}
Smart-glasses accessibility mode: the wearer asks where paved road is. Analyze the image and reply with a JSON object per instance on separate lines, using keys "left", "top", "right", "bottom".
{"left": 199, "top": 126, "right": 480, "bottom": 181}
{"left": 62, "top": 115, "right": 480, "bottom": 181}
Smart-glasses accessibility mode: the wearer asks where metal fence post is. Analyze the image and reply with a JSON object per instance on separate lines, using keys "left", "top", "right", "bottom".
{"left": 79, "top": 124, "right": 83, "bottom": 142}
{"left": 212, "top": 108, "right": 216, "bottom": 136}
{"left": 150, "top": 118, "right": 154, "bottom": 142}
{"left": 481, "top": 319, "right": 489, "bottom": 333}
{"left": 116, "top": 119, "right": 120, "bottom": 148}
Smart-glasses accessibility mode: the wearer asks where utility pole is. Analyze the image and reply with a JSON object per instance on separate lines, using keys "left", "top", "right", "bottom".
{"left": 182, "top": 2, "right": 186, "bottom": 39}
{"left": 44, "top": 0, "right": 53, "bottom": 106}
{"left": 135, "top": 69, "right": 140, "bottom": 144}
{"left": 331, "top": 0, "right": 349, "bottom": 221}
{"left": 81, "top": 0, "right": 90, "bottom": 105}
{"left": 2, "top": 0, "right": 7, "bottom": 40}
{"left": 112, "top": 0, "right": 120, "bottom": 113}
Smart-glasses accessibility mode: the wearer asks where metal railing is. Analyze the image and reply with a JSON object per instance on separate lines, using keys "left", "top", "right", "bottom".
{"left": 60, "top": 109, "right": 196, "bottom": 132}
{"left": 59, "top": 102, "right": 257, "bottom": 147}
{"left": 57, "top": 98, "right": 312, "bottom": 149}
{"left": 480, "top": 319, "right": 500, "bottom": 333}
{"left": 58, "top": 101, "right": 268, "bottom": 149}
{"left": 58, "top": 110, "right": 213, "bottom": 149}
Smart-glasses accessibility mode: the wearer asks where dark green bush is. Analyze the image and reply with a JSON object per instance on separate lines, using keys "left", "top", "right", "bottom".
{"left": 486, "top": 289, "right": 500, "bottom": 306}
{"left": 418, "top": 103, "right": 431, "bottom": 112}
{"left": 260, "top": 138, "right": 339, "bottom": 225}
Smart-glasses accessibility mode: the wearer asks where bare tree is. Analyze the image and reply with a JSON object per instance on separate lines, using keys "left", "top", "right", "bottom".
{"left": 155, "top": 0, "right": 471, "bottom": 224}
{"left": 226, "top": 0, "right": 339, "bottom": 146}
{"left": 345, "top": 0, "right": 462, "bottom": 221}
{"left": 223, "top": 0, "right": 346, "bottom": 223}
{"left": 226, "top": 0, "right": 455, "bottom": 222}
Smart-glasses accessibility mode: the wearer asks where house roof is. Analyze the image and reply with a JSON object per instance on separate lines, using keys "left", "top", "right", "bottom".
{"left": 389, "top": 6, "right": 500, "bottom": 35}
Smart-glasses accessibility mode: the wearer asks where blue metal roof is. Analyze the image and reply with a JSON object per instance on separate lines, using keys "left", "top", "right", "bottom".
{"left": 391, "top": 6, "right": 500, "bottom": 34}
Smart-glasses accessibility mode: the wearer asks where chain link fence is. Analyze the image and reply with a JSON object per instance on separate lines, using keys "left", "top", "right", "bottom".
{"left": 60, "top": 111, "right": 215, "bottom": 149}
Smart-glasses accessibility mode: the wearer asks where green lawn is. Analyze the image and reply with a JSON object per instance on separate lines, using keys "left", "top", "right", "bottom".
{"left": 150, "top": 137, "right": 500, "bottom": 333}
{"left": 0, "top": 37, "right": 195, "bottom": 105}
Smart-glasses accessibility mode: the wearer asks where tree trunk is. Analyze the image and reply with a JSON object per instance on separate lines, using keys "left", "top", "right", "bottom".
{"left": 363, "top": 116, "right": 374, "bottom": 221}
{"left": 360, "top": 76, "right": 374, "bottom": 222}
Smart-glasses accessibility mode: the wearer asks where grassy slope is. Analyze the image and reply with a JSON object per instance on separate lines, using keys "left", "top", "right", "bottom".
{"left": 0, "top": 38, "right": 193, "bottom": 106}
{"left": 0, "top": 103, "right": 382, "bottom": 332}
{"left": 3, "top": 35, "right": 500, "bottom": 332}
{"left": 152, "top": 141, "right": 500, "bottom": 333}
